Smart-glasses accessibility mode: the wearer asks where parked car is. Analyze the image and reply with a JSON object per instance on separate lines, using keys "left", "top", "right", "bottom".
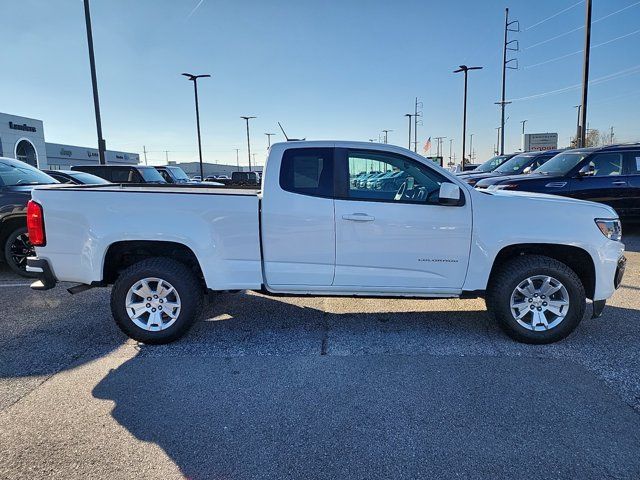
{"left": 455, "top": 154, "right": 516, "bottom": 177}
{"left": 0, "top": 157, "right": 58, "bottom": 276}
{"left": 476, "top": 143, "right": 640, "bottom": 222}
{"left": 463, "top": 149, "right": 564, "bottom": 187}
{"left": 28, "top": 141, "right": 625, "bottom": 346}
{"left": 43, "top": 170, "right": 110, "bottom": 185}
{"left": 191, "top": 175, "right": 202, "bottom": 182}
{"left": 154, "top": 166, "right": 192, "bottom": 184}
{"left": 71, "top": 165, "right": 167, "bottom": 184}
{"left": 204, "top": 175, "right": 230, "bottom": 185}
{"left": 231, "top": 171, "right": 260, "bottom": 186}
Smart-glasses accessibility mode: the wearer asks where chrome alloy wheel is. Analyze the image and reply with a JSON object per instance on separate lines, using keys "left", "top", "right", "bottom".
{"left": 125, "top": 277, "right": 181, "bottom": 331}
{"left": 510, "top": 275, "right": 570, "bottom": 331}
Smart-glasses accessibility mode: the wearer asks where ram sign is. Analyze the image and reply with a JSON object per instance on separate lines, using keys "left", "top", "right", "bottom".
{"left": 522, "top": 133, "right": 558, "bottom": 151}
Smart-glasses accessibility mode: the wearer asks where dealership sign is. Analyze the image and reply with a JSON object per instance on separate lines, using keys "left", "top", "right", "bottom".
{"left": 9, "top": 121, "right": 37, "bottom": 132}
{"left": 523, "top": 133, "right": 558, "bottom": 151}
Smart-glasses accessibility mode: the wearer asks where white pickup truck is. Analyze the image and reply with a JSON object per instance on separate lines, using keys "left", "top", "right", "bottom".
{"left": 26, "top": 141, "right": 626, "bottom": 344}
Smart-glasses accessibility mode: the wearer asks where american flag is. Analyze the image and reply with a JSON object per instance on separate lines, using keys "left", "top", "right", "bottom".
{"left": 423, "top": 137, "right": 432, "bottom": 153}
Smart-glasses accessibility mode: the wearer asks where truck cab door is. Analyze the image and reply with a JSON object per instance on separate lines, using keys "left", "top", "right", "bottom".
{"left": 332, "top": 149, "right": 472, "bottom": 292}
{"left": 261, "top": 147, "right": 336, "bottom": 287}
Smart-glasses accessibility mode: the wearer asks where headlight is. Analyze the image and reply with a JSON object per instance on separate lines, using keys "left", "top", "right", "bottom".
{"left": 595, "top": 218, "right": 622, "bottom": 241}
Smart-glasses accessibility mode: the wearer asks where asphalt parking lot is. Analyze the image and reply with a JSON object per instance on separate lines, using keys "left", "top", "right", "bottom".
{"left": 1, "top": 227, "right": 639, "bottom": 479}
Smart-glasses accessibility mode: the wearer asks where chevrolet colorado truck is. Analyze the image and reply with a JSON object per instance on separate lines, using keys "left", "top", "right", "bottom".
{"left": 26, "top": 141, "right": 626, "bottom": 344}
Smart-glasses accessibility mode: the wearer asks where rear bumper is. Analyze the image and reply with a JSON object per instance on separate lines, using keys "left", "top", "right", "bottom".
{"left": 26, "top": 257, "right": 57, "bottom": 291}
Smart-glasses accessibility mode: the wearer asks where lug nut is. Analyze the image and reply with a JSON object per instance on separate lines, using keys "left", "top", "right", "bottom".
{"left": 543, "top": 302, "right": 548, "bottom": 306}
{"left": 158, "top": 306, "right": 162, "bottom": 310}
{"left": 528, "top": 298, "right": 533, "bottom": 303}
{"left": 159, "top": 299, "right": 163, "bottom": 303}
{"left": 153, "top": 295, "right": 158, "bottom": 299}
{"left": 537, "top": 307, "right": 542, "bottom": 311}
{"left": 534, "top": 293, "right": 538, "bottom": 297}
{"left": 147, "top": 297, "right": 151, "bottom": 301}
{"left": 146, "top": 303, "right": 151, "bottom": 308}
{"left": 530, "top": 305, "right": 535, "bottom": 310}
{"left": 151, "top": 308, "right": 156, "bottom": 312}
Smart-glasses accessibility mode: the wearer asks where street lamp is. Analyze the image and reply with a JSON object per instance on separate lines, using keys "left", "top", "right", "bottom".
{"left": 453, "top": 65, "right": 483, "bottom": 167}
{"left": 404, "top": 114, "right": 414, "bottom": 149}
{"left": 182, "top": 73, "right": 211, "bottom": 180}
{"left": 265, "top": 133, "right": 276, "bottom": 149}
{"left": 382, "top": 129, "right": 393, "bottom": 144}
{"left": 83, "top": 0, "right": 106, "bottom": 165}
{"left": 520, "top": 119, "right": 527, "bottom": 135}
{"left": 241, "top": 116, "right": 256, "bottom": 171}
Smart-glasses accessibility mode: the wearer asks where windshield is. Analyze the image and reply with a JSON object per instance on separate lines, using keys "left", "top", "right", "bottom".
{"left": 495, "top": 154, "right": 535, "bottom": 174}
{"left": 69, "top": 172, "right": 110, "bottom": 184}
{"left": 138, "top": 167, "right": 167, "bottom": 183}
{"left": 475, "top": 155, "right": 509, "bottom": 173}
{"left": 166, "top": 166, "right": 190, "bottom": 181}
{"left": 0, "top": 159, "right": 58, "bottom": 186}
{"left": 535, "top": 152, "right": 589, "bottom": 175}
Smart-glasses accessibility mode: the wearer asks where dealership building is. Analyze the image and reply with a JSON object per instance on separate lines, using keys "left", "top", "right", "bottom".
{"left": 0, "top": 112, "right": 140, "bottom": 169}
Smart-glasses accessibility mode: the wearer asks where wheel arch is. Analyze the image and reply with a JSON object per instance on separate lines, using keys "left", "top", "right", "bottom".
{"left": 0, "top": 215, "right": 27, "bottom": 260}
{"left": 102, "top": 240, "right": 206, "bottom": 288}
{"left": 488, "top": 243, "right": 596, "bottom": 300}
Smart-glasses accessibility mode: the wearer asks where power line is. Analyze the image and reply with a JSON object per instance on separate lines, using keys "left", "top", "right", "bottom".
{"left": 524, "top": 27, "right": 640, "bottom": 69}
{"left": 525, "top": 0, "right": 583, "bottom": 31}
{"left": 509, "top": 63, "right": 640, "bottom": 102}
{"left": 525, "top": 1, "right": 640, "bottom": 49}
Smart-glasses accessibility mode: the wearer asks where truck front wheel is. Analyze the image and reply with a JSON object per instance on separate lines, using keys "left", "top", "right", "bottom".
{"left": 486, "top": 255, "right": 586, "bottom": 344}
{"left": 111, "top": 258, "right": 203, "bottom": 344}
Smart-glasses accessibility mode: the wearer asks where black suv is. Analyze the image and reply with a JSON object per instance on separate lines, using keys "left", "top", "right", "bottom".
{"left": 475, "top": 143, "right": 640, "bottom": 222}
{"left": 71, "top": 165, "right": 167, "bottom": 184}
{"left": 462, "top": 149, "right": 564, "bottom": 187}
{"left": 455, "top": 153, "right": 516, "bottom": 178}
{"left": 0, "top": 157, "right": 58, "bottom": 276}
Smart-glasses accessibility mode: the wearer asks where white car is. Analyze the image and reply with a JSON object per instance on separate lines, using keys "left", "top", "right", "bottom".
{"left": 26, "top": 141, "right": 626, "bottom": 344}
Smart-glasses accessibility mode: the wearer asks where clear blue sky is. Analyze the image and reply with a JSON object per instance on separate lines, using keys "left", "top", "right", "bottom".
{"left": 1, "top": 0, "right": 639, "bottom": 166}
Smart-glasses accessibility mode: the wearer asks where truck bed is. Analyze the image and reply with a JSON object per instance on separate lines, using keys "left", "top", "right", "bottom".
{"left": 30, "top": 183, "right": 263, "bottom": 289}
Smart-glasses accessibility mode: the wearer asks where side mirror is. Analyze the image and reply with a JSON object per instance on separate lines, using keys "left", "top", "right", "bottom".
{"left": 578, "top": 164, "right": 595, "bottom": 177}
{"left": 439, "top": 183, "right": 461, "bottom": 206}
{"left": 522, "top": 166, "right": 532, "bottom": 174}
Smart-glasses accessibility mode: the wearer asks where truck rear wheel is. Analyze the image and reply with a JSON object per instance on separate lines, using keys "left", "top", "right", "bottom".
{"left": 486, "top": 255, "right": 586, "bottom": 344}
{"left": 111, "top": 258, "right": 203, "bottom": 344}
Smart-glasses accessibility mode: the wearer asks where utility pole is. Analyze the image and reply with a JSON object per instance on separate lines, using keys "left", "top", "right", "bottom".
{"left": 382, "top": 129, "right": 392, "bottom": 144}
{"left": 434, "top": 136, "right": 446, "bottom": 158}
{"left": 579, "top": 0, "right": 592, "bottom": 148}
{"left": 469, "top": 134, "right": 474, "bottom": 162}
{"left": 241, "top": 116, "right": 256, "bottom": 171}
{"left": 574, "top": 105, "right": 582, "bottom": 147}
{"left": 83, "top": 0, "right": 106, "bottom": 165}
{"left": 142, "top": 145, "right": 148, "bottom": 165}
{"left": 164, "top": 150, "right": 169, "bottom": 164}
{"left": 252, "top": 153, "right": 256, "bottom": 167}
{"left": 182, "top": 73, "right": 211, "bottom": 180}
{"left": 453, "top": 65, "right": 482, "bottom": 167}
{"left": 405, "top": 114, "right": 414, "bottom": 150}
{"left": 609, "top": 126, "right": 614, "bottom": 145}
{"left": 496, "top": 127, "right": 501, "bottom": 155}
{"left": 265, "top": 133, "right": 276, "bottom": 149}
{"left": 413, "top": 98, "right": 423, "bottom": 153}
{"left": 234, "top": 148, "right": 240, "bottom": 171}
{"left": 499, "top": 8, "right": 519, "bottom": 155}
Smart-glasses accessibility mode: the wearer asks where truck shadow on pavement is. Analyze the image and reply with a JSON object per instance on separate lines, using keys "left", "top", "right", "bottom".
{"left": 91, "top": 292, "right": 640, "bottom": 479}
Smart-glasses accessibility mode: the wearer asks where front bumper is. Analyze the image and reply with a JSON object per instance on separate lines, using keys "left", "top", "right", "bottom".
{"left": 592, "top": 255, "right": 626, "bottom": 319}
{"left": 26, "top": 257, "right": 57, "bottom": 291}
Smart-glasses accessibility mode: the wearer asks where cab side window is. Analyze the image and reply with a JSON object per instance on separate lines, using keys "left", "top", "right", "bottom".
{"left": 345, "top": 150, "right": 449, "bottom": 205}
{"left": 279, "top": 148, "right": 334, "bottom": 197}
{"left": 587, "top": 153, "right": 623, "bottom": 176}
{"left": 625, "top": 151, "right": 640, "bottom": 175}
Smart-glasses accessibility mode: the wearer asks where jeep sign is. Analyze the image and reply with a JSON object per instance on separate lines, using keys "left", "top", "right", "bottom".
{"left": 523, "top": 133, "right": 558, "bottom": 152}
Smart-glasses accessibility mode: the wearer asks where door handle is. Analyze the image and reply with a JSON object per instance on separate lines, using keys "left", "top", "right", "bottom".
{"left": 611, "top": 181, "right": 627, "bottom": 186}
{"left": 342, "top": 213, "right": 375, "bottom": 222}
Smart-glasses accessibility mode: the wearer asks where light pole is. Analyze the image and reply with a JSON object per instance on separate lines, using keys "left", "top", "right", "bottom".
{"left": 265, "top": 133, "right": 276, "bottom": 149}
{"left": 234, "top": 148, "right": 240, "bottom": 172}
{"left": 469, "top": 134, "right": 474, "bottom": 162}
{"left": 382, "top": 129, "right": 392, "bottom": 144}
{"left": 520, "top": 119, "right": 527, "bottom": 135}
{"left": 449, "top": 139, "right": 454, "bottom": 166}
{"left": 83, "top": 0, "right": 106, "bottom": 165}
{"left": 580, "top": 0, "right": 592, "bottom": 149}
{"left": 453, "top": 65, "right": 482, "bottom": 167}
{"left": 404, "top": 114, "right": 413, "bottom": 149}
{"left": 573, "top": 105, "right": 582, "bottom": 147}
{"left": 241, "top": 116, "right": 256, "bottom": 171}
{"left": 182, "top": 73, "right": 211, "bottom": 180}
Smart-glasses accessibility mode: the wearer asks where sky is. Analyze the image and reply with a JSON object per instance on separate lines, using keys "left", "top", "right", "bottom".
{"left": 1, "top": 0, "right": 639, "bottom": 167}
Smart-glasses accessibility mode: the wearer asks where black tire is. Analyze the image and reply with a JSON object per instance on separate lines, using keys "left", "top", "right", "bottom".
{"left": 3, "top": 227, "right": 37, "bottom": 277}
{"left": 486, "top": 255, "right": 586, "bottom": 344}
{"left": 110, "top": 258, "right": 203, "bottom": 344}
